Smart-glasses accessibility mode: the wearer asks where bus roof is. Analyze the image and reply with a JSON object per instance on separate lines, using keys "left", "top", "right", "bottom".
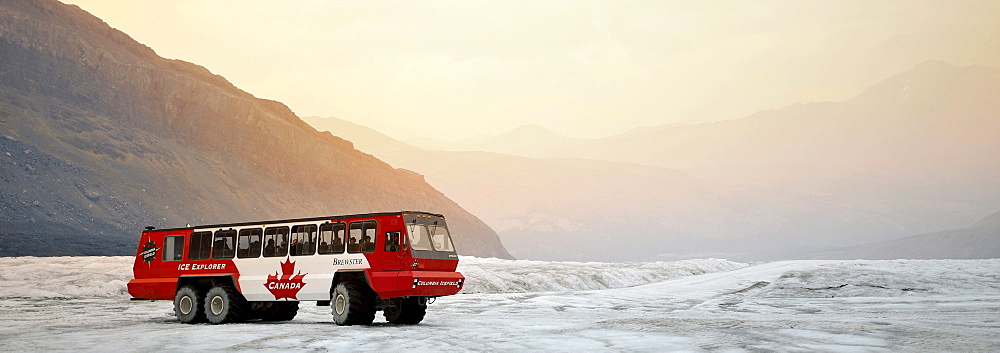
{"left": 143, "top": 211, "right": 445, "bottom": 233}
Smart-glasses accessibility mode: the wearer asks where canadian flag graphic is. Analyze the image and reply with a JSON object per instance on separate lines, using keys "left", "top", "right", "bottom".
{"left": 264, "top": 257, "right": 307, "bottom": 300}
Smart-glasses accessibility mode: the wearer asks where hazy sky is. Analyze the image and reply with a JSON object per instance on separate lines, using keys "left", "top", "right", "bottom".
{"left": 66, "top": 0, "right": 1000, "bottom": 141}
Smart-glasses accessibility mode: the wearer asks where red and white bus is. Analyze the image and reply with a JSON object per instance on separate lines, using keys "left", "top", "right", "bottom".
{"left": 127, "top": 211, "right": 464, "bottom": 325}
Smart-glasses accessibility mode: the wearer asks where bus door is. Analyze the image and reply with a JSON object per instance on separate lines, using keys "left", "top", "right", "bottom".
{"left": 380, "top": 230, "right": 405, "bottom": 271}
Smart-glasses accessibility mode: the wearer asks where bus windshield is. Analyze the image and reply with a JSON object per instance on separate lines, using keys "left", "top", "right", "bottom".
{"left": 406, "top": 223, "right": 456, "bottom": 253}
{"left": 429, "top": 225, "right": 455, "bottom": 252}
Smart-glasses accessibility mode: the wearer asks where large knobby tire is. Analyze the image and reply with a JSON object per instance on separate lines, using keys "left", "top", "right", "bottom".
{"left": 174, "top": 286, "right": 206, "bottom": 324}
{"left": 204, "top": 286, "right": 246, "bottom": 324}
{"left": 384, "top": 297, "right": 427, "bottom": 325}
{"left": 259, "top": 301, "right": 299, "bottom": 321}
{"left": 331, "top": 282, "right": 375, "bottom": 326}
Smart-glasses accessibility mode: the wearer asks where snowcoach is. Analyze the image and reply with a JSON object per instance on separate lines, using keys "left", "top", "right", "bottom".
{"left": 127, "top": 211, "right": 464, "bottom": 325}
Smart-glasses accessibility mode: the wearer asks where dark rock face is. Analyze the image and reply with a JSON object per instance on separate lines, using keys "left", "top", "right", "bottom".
{"left": 0, "top": 0, "right": 511, "bottom": 258}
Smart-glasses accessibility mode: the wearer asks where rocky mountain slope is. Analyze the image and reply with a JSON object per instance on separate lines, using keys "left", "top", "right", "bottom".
{"left": 0, "top": 0, "right": 511, "bottom": 258}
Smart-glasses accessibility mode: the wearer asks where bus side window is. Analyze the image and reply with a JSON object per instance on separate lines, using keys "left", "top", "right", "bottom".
{"left": 348, "top": 221, "right": 377, "bottom": 253}
{"left": 237, "top": 228, "right": 262, "bottom": 258}
{"left": 212, "top": 229, "right": 236, "bottom": 259}
{"left": 319, "top": 223, "right": 345, "bottom": 254}
{"left": 162, "top": 235, "right": 184, "bottom": 261}
{"left": 290, "top": 226, "right": 302, "bottom": 256}
{"left": 189, "top": 231, "right": 212, "bottom": 260}
{"left": 263, "top": 226, "right": 289, "bottom": 257}
{"left": 291, "top": 224, "right": 317, "bottom": 256}
{"left": 362, "top": 221, "right": 377, "bottom": 253}
{"left": 347, "top": 222, "right": 363, "bottom": 253}
{"left": 385, "top": 231, "right": 401, "bottom": 252}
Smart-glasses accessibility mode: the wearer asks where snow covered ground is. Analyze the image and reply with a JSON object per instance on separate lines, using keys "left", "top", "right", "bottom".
{"left": 1, "top": 256, "right": 999, "bottom": 352}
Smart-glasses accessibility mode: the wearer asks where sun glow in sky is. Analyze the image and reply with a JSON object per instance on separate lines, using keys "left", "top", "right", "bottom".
{"left": 66, "top": 0, "right": 1000, "bottom": 141}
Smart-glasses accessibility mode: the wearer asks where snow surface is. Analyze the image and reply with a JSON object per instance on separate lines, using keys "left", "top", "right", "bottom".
{"left": 1, "top": 256, "right": 999, "bottom": 351}
{"left": 456, "top": 257, "right": 747, "bottom": 293}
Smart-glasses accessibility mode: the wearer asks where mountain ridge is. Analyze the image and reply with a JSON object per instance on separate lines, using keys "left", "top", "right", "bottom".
{"left": 812, "top": 210, "right": 1000, "bottom": 260}
{"left": 0, "top": 0, "right": 511, "bottom": 258}
{"left": 308, "top": 61, "right": 1000, "bottom": 261}
{"left": 546, "top": 61, "right": 1000, "bottom": 172}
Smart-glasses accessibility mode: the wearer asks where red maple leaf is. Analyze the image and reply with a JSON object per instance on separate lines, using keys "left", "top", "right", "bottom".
{"left": 263, "top": 257, "right": 308, "bottom": 300}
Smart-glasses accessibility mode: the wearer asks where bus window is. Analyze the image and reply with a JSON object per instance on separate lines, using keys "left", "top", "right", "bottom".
{"left": 363, "top": 221, "right": 376, "bottom": 252}
{"left": 348, "top": 221, "right": 377, "bottom": 253}
{"left": 212, "top": 229, "right": 236, "bottom": 259}
{"left": 263, "top": 226, "right": 289, "bottom": 257}
{"left": 237, "top": 228, "right": 263, "bottom": 258}
{"left": 406, "top": 224, "right": 433, "bottom": 251}
{"left": 291, "top": 224, "right": 317, "bottom": 256}
{"left": 429, "top": 225, "right": 455, "bottom": 252}
{"left": 319, "top": 222, "right": 346, "bottom": 254}
{"left": 162, "top": 235, "right": 184, "bottom": 261}
{"left": 347, "top": 222, "right": 362, "bottom": 253}
{"left": 385, "top": 232, "right": 401, "bottom": 252}
{"left": 188, "top": 231, "right": 212, "bottom": 260}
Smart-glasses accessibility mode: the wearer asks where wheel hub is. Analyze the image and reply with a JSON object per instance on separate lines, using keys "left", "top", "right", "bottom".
{"left": 179, "top": 296, "right": 193, "bottom": 315}
{"left": 335, "top": 293, "right": 347, "bottom": 315}
{"left": 211, "top": 296, "right": 224, "bottom": 315}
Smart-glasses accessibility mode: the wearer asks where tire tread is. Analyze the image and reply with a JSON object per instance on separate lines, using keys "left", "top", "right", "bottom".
{"left": 332, "top": 281, "right": 376, "bottom": 325}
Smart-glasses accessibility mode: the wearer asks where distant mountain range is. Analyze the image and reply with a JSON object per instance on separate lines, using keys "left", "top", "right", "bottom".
{"left": 546, "top": 61, "right": 1000, "bottom": 188}
{"left": 813, "top": 211, "right": 1000, "bottom": 260}
{"left": 307, "top": 61, "right": 1000, "bottom": 261}
{"left": 0, "top": 0, "right": 511, "bottom": 258}
{"left": 307, "top": 116, "right": 720, "bottom": 260}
